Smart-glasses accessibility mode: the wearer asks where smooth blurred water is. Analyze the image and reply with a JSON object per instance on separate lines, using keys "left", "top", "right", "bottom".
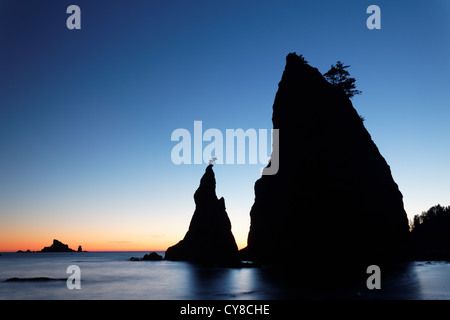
{"left": 1, "top": 252, "right": 450, "bottom": 300}
{"left": 0, "top": 252, "right": 274, "bottom": 300}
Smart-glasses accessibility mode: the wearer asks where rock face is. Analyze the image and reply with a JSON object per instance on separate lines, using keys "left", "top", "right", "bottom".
{"left": 241, "top": 53, "right": 410, "bottom": 265}
{"left": 165, "top": 165, "right": 239, "bottom": 264}
{"left": 41, "top": 239, "right": 75, "bottom": 252}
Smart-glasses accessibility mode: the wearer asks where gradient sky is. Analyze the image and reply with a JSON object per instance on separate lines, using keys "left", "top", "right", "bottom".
{"left": 1, "top": 0, "right": 449, "bottom": 251}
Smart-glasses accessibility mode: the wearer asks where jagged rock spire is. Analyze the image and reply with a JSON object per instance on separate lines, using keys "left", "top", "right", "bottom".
{"left": 165, "top": 165, "right": 239, "bottom": 264}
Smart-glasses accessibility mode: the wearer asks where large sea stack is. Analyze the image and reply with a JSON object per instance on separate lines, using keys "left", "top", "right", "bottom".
{"left": 165, "top": 165, "right": 239, "bottom": 264}
{"left": 241, "top": 53, "right": 410, "bottom": 267}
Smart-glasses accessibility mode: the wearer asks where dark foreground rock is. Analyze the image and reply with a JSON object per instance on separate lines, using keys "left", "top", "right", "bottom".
{"left": 241, "top": 53, "right": 411, "bottom": 268}
{"left": 165, "top": 165, "right": 239, "bottom": 265}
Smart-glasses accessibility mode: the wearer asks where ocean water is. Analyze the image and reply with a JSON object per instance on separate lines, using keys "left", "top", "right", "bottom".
{"left": 1, "top": 251, "right": 450, "bottom": 300}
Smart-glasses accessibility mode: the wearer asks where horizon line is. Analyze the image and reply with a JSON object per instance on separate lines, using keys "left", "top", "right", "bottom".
{"left": 0, "top": 249, "right": 168, "bottom": 253}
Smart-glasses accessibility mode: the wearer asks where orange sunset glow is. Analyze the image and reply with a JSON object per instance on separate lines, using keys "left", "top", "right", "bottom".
{"left": 0, "top": 217, "right": 248, "bottom": 252}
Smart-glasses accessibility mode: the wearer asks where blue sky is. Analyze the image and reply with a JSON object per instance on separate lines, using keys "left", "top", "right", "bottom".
{"left": 0, "top": 0, "right": 449, "bottom": 250}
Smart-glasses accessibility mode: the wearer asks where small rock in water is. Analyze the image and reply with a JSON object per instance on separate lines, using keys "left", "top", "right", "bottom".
{"left": 129, "top": 252, "right": 162, "bottom": 261}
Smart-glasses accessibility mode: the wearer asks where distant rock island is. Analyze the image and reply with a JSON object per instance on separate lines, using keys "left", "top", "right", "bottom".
{"left": 165, "top": 164, "right": 239, "bottom": 265}
{"left": 41, "top": 239, "right": 76, "bottom": 252}
{"left": 130, "top": 252, "right": 163, "bottom": 261}
{"left": 17, "top": 239, "right": 86, "bottom": 253}
{"left": 16, "top": 249, "right": 34, "bottom": 253}
{"left": 240, "top": 53, "right": 410, "bottom": 267}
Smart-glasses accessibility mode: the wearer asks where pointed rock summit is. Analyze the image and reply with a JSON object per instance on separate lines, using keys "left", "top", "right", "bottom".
{"left": 165, "top": 165, "right": 239, "bottom": 264}
{"left": 242, "top": 53, "right": 410, "bottom": 265}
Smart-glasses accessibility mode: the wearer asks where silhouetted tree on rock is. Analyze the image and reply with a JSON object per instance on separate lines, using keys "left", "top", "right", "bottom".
{"left": 324, "top": 61, "right": 361, "bottom": 99}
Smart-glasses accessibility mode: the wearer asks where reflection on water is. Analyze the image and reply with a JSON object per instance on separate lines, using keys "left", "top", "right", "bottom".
{"left": 413, "top": 261, "right": 450, "bottom": 300}
{"left": 1, "top": 252, "right": 450, "bottom": 299}
{"left": 189, "top": 266, "right": 259, "bottom": 299}
{"left": 360, "top": 261, "right": 422, "bottom": 300}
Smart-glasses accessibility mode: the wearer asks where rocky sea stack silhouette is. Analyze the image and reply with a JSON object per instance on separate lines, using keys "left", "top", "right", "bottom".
{"left": 241, "top": 53, "right": 411, "bottom": 267}
{"left": 165, "top": 164, "right": 239, "bottom": 264}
